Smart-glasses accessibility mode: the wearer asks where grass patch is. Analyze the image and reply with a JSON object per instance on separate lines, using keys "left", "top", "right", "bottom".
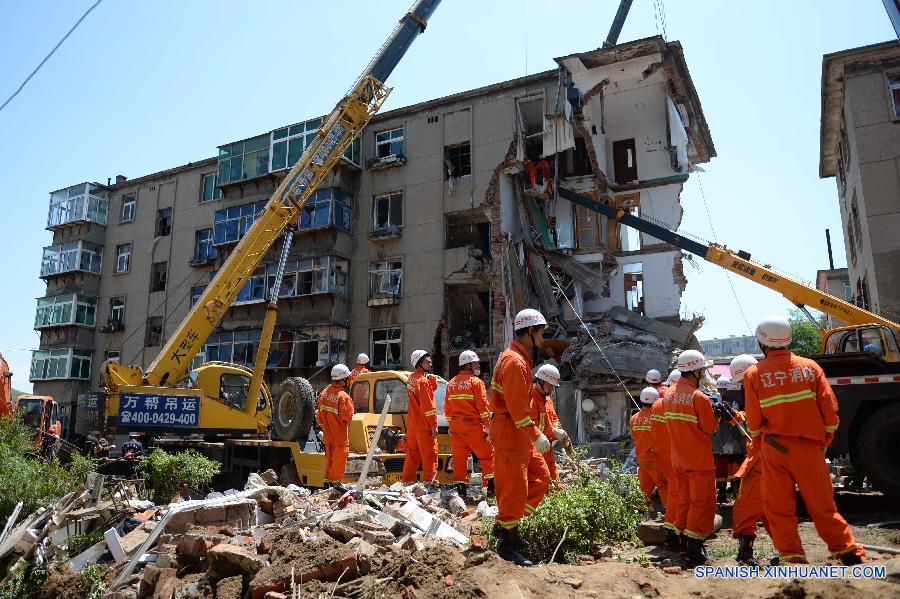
{"left": 66, "top": 530, "right": 104, "bottom": 556}
{"left": 139, "top": 448, "right": 221, "bottom": 504}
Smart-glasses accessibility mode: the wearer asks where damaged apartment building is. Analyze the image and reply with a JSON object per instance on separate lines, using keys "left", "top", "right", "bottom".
{"left": 31, "top": 36, "right": 713, "bottom": 449}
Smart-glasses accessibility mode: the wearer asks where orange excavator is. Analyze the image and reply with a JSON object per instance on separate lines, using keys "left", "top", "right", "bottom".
{"left": 0, "top": 351, "right": 62, "bottom": 448}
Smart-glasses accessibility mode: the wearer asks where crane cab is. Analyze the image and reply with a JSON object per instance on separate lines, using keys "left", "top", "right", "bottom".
{"left": 823, "top": 324, "right": 900, "bottom": 362}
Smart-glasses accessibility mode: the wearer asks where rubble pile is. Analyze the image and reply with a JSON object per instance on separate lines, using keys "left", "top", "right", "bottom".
{"left": 0, "top": 470, "right": 500, "bottom": 599}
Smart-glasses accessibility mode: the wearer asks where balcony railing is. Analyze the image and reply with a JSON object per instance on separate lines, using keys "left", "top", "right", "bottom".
{"left": 47, "top": 185, "right": 108, "bottom": 229}
{"left": 40, "top": 240, "right": 103, "bottom": 278}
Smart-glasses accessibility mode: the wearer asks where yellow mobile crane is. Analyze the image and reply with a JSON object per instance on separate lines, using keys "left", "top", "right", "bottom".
{"left": 103, "top": 1, "right": 447, "bottom": 487}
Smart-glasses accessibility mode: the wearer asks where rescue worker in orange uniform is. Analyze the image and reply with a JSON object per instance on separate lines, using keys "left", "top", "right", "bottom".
{"left": 664, "top": 349, "right": 718, "bottom": 565}
{"left": 445, "top": 350, "right": 494, "bottom": 499}
{"left": 347, "top": 353, "right": 370, "bottom": 386}
{"left": 727, "top": 353, "right": 771, "bottom": 565}
{"left": 316, "top": 364, "right": 355, "bottom": 490}
{"left": 531, "top": 364, "right": 567, "bottom": 483}
{"left": 646, "top": 369, "right": 665, "bottom": 394}
{"left": 489, "top": 308, "right": 552, "bottom": 566}
{"left": 651, "top": 385, "right": 676, "bottom": 545}
{"left": 744, "top": 315, "right": 864, "bottom": 566}
{"left": 631, "top": 387, "right": 661, "bottom": 508}
{"left": 402, "top": 350, "right": 440, "bottom": 488}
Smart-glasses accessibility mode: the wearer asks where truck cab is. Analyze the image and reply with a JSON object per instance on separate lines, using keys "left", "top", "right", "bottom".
{"left": 15, "top": 395, "right": 61, "bottom": 447}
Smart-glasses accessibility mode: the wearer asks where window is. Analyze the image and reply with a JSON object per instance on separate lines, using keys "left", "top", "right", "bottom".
{"left": 190, "top": 286, "right": 206, "bottom": 307}
{"left": 115, "top": 243, "right": 131, "bottom": 273}
{"left": 445, "top": 142, "right": 471, "bottom": 178}
{"left": 201, "top": 173, "right": 221, "bottom": 202}
{"left": 155, "top": 208, "right": 172, "bottom": 237}
{"left": 145, "top": 317, "right": 163, "bottom": 347}
{"left": 47, "top": 183, "right": 108, "bottom": 228}
{"left": 351, "top": 381, "right": 370, "bottom": 413}
{"left": 213, "top": 200, "right": 267, "bottom": 245}
{"left": 298, "top": 189, "right": 351, "bottom": 232}
{"left": 271, "top": 118, "right": 322, "bottom": 171}
{"left": 847, "top": 223, "right": 857, "bottom": 264}
{"left": 371, "top": 328, "right": 401, "bottom": 368}
{"left": 843, "top": 279, "right": 853, "bottom": 301}
{"left": 373, "top": 192, "right": 403, "bottom": 230}
{"left": 888, "top": 73, "right": 900, "bottom": 119}
{"left": 375, "top": 127, "right": 404, "bottom": 159}
{"left": 373, "top": 378, "right": 409, "bottom": 414}
{"left": 369, "top": 259, "right": 402, "bottom": 298}
{"left": 220, "top": 373, "right": 251, "bottom": 410}
{"left": 205, "top": 330, "right": 261, "bottom": 367}
{"left": 575, "top": 205, "right": 602, "bottom": 249}
{"left": 217, "top": 134, "right": 271, "bottom": 184}
{"left": 194, "top": 229, "right": 216, "bottom": 262}
{"left": 34, "top": 294, "right": 97, "bottom": 328}
{"left": 235, "top": 269, "right": 267, "bottom": 304}
{"left": 109, "top": 296, "right": 125, "bottom": 324}
{"left": 121, "top": 193, "right": 136, "bottom": 222}
{"left": 150, "top": 262, "right": 168, "bottom": 292}
{"left": 850, "top": 192, "right": 862, "bottom": 249}
{"left": 40, "top": 241, "right": 103, "bottom": 277}
{"left": 275, "top": 257, "right": 348, "bottom": 298}
{"left": 30, "top": 348, "right": 92, "bottom": 381}
{"left": 103, "top": 349, "right": 120, "bottom": 363}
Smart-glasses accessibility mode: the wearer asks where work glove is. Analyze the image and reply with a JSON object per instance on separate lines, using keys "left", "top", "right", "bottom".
{"left": 553, "top": 428, "right": 568, "bottom": 442}
{"left": 533, "top": 433, "right": 551, "bottom": 453}
{"left": 712, "top": 402, "right": 728, "bottom": 420}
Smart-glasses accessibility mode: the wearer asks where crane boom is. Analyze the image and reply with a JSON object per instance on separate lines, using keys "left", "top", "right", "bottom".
{"left": 557, "top": 187, "right": 900, "bottom": 331}
{"left": 105, "top": 1, "right": 442, "bottom": 390}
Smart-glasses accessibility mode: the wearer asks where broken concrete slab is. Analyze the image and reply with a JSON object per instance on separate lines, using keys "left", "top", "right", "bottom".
{"left": 608, "top": 305, "right": 697, "bottom": 346}
{"left": 207, "top": 543, "right": 267, "bottom": 579}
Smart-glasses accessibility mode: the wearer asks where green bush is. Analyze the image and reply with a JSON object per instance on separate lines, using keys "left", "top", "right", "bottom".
{"left": 0, "top": 416, "right": 80, "bottom": 526}
{"left": 139, "top": 448, "right": 221, "bottom": 504}
{"left": 0, "top": 564, "right": 46, "bottom": 599}
{"left": 80, "top": 565, "right": 106, "bottom": 599}
{"left": 488, "top": 461, "right": 648, "bottom": 563}
{"left": 66, "top": 529, "right": 104, "bottom": 556}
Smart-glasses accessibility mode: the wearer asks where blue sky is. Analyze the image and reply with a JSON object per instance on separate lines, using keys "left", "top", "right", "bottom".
{"left": 0, "top": 1, "right": 894, "bottom": 391}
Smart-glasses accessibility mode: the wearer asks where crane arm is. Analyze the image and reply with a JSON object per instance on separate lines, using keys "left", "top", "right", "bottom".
{"left": 556, "top": 186, "right": 900, "bottom": 331}
{"left": 105, "top": 1, "right": 442, "bottom": 390}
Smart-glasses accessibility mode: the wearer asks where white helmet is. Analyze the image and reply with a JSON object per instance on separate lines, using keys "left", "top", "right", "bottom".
{"left": 535, "top": 364, "right": 561, "bottom": 387}
{"left": 357, "top": 353, "right": 369, "bottom": 365}
{"left": 729, "top": 354, "right": 758, "bottom": 383}
{"left": 666, "top": 369, "right": 682, "bottom": 384}
{"left": 640, "top": 386, "right": 659, "bottom": 405}
{"left": 410, "top": 350, "right": 430, "bottom": 368}
{"left": 645, "top": 369, "right": 662, "bottom": 384}
{"left": 458, "top": 350, "right": 480, "bottom": 367}
{"left": 676, "top": 349, "right": 709, "bottom": 373}
{"left": 756, "top": 314, "right": 792, "bottom": 348}
{"left": 331, "top": 364, "right": 351, "bottom": 381}
{"left": 715, "top": 376, "right": 731, "bottom": 390}
{"left": 514, "top": 308, "right": 547, "bottom": 331}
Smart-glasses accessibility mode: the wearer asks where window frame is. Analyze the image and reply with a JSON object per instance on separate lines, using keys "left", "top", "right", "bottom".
{"left": 372, "top": 191, "right": 403, "bottom": 230}
{"left": 150, "top": 262, "right": 168, "bottom": 293}
{"left": 146, "top": 317, "right": 163, "bottom": 347}
{"left": 200, "top": 173, "right": 221, "bottom": 203}
{"left": 217, "top": 133, "right": 271, "bottom": 185}
{"left": 369, "top": 258, "right": 403, "bottom": 298}
{"left": 34, "top": 293, "right": 97, "bottom": 329}
{"left": 109, "top": 296, "right": 125, "bottom": 324}
{"left": 155, "top": 207, "right": 173, "bottom": 237}
{"left": 194, "top": 229, "right": 216, "bottom": 262}
{"left": 40, "top": 240, "right": 103, "bottom": 277}
{"left": 121, "top": 193, "right": 136, "bottom": 223}
{"left": 47, "top": 183, "right": 108, "bottom": 228}
{"left": 375, "top": 127, "right": 404, "bottom": 160}
{"left": 213, "top": 200, "right": 267, "bottom": 246}
{"left": 444, "top": 142, "right": 472, "bottom": 179}
{"left": 30, "top": 348, "right": 92, "bottom": 381}
{"left": 575, "top": 204, "right": 603, "bottom": 249}
{"left": 115, "top": 243, "right": 131, "bottom": 274}
{"left": 887, "top": 72, "right": 900, "bottom": 121}
{"left": 370, "top": 327, "right": 402, "bottom": 368}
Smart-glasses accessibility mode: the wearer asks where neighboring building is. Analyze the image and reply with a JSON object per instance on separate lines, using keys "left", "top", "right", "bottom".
{"left": 820, "top": 41, "right": 900, "bottom": 323}
{"left": 816, "top": 267, "right": 852, "bottom": 329}
{"left": 31, "top": 36, "right": 714, "bottom": 440}
{"left": 700, "top": 334, "right": 757, "bottom": 358}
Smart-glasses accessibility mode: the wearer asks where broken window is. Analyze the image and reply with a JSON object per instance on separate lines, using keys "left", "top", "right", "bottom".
{"left": 448, "top": 290, "right": 490, "bottom": 351}
{"left": 104, "top": 349, "right": 120, "bottom": 363}
{"left": 150, "top": 262, "right": 167, "bottom": 292}
{"left": 856, "top": 275, "right": 870, "bottom": 311}
{"left": 146, "top": 317, "right": 163, "bottom": 347}
{"left": 517, "top": 94, "right": 544, "bottom": 160}
{"left": 195, "top": 229, "right": 216, "bottom": 262}
{"left": 369, "top": 259, "right": 402, "bottom": 298}
{"left": 612, "top": 138, "right": 638, "bottom": 183}
{"left": 115, "top": 243, "right": 131, "bottom": 273}
{"left": 299, "top": 189, "right": 351, "bottom": 232}
{"left": 121, "top": 193, "right": 136, "bottom": 222}
{"left": 109, "top": 296, "right": 125, "bottom": 325}
{"left": 235, "top": 268, "right": 266, "bottom": 303}
{"left": 445, "top": 143, "right": 471, "bottom": 179}
{"left": 205, "top": 330, "right": 261, "bottom": 367}
{"left": 446, "top": 213, "right": 490, "bottom": 255}
{"left": 373, "top": 192, "right": 403, "bottom": 230}
{"left": 201, "top": 173, "right": 221, "bottom": 203}
{"left": 619, "top": 194, "right": 641, "bottom": 251}
{"left": 575, "top": 205, "right": 602, "bottom": 249}
{"left": 888, "top": 73, "right": 900, "bottom": 119}
{"left": 190, "top": 286, "right": 205, "bottom": 307}
{"left": 623, "top": 263, "right": 644, "bottom": 315}
{"left": 375, "top": 127, "right": 404, "bottom": 159}
{"left": 155, "top": 208, "right": 172, "bottom": 237}
{"left": 371, "top": 327, "right": 401, "bottom": 368}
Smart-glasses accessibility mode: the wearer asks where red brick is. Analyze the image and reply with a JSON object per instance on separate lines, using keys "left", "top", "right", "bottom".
{"left": 257, "top": 537, "right": 273, "bottom": 555}
{"left": 151, "top": 568, "right": 178, "bottom": 599}
{"left": 444, "top": 575, "right": 454, "bottom": 586}
{"left": 470, "top": 534, "right": 487, "bottom": 550}
{"left": 251, "top": 579, "right": 286, "bottom": 599}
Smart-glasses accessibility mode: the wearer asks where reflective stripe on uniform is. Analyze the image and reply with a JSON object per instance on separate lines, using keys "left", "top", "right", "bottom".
{"left": 831, "top": 544, "right": 859, "bottom": 557}
{"left": 425, "top": 409, "right": 436, "bottom": 417}
{"left": 683, "top": 529, "right": 705, "bottom": 540}
{"left": 448, "top": 393, "right": 475, "bottom": 400}
{"left": 496, "top": 518, "right": 519, "bottom": 529}
{"left": 514, "top": 415, "right": 533, "bottom": 428}
{"left": 748, "top": 428, "right": 760, "bottom": 437}
{"left": 825, "top": 424, "right": 838, "bottom": 433}
{"left": 779, "top": 553, "right": 807, "bottom": 563}
{"left": 480, "top": 412, "right": 490, "bottom": 419}
{"left": 665, "top": 412, "right": 698, "bottom": 423}
{"left": 491, "top": 381, "right": 503, "bottom": 393}
{"left": 650, "top": 415, "right": 666, "bottom": 423}
{"left": 319, "top": 405, "right": 339, "bottom": 415}
{"left": 524, "top": 503, "right": 537, "bottom": 514}
{"left": 632, "top": 425, "right": 651, "bottom": 432}
{"left": 663, "top": 522, "right": 681, "bottom": 533}
{"left": 759, "top": 390, "right": 815, "bottom": 409}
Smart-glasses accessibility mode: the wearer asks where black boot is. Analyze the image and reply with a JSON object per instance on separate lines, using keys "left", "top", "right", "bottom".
{"left": 736, "top": 535, "right": 757, "bottom": 565}
{"left": 679, "top": 533, "right": 689, "bottom": 557}
{"left": 456, "top": 482, "right": 468, "bottom": 500}
{"left": 486, "top": 478, "right": 495, "bottom": 499}
{"left": 496, "top": 526, "right": 533, "bottom": 566}
{"left": 510, "top": 525, "right": 530, "bottom": 552}
{"left": 839, "top": 550, "right": 862, "bottom": 566}
{"left": 665, "top": 528, "right": 681, "bottom": 550}
{"left": 684, "top": 538, "right": 708, "bottom": 566}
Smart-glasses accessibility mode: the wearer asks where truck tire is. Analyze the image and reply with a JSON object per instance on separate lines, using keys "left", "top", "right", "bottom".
{"left": 272, "top": 377, "right": 315, "bottom": 441}
{"left": 855, "top": 403, "right": 900, "bottom": 501}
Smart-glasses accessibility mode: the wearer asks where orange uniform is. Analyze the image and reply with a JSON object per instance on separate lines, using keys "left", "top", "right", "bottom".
{"left": 347, "top": 364, "right": 369, "bottom": 386}
{"left": 744, "top": 350, "right": 863, "bottom": 563}
{"left": 489, "top": 341, "right": 550, "bottom": 529}
{"left": 663, "top": 378, "right": 718, "bottom": 541}
{"left": 445, "top": 371, "right": 494, "bottom": 485}
{"left": 316, "top": 383, "right": 355, "bottom": 483}
{"left": 402, "top": 369, "right": 439, "bottom": 483}
{"left": 630, "top": 405, "right": 660, "bottom": 506}
{"left": 530, "top": 387, "right": 560, "bottom": 481}
{"left": 729, "top": 410, "right": 770, "bottom": 539}
{"left": 651, "top": 396, "right": 674, "bottom": 524}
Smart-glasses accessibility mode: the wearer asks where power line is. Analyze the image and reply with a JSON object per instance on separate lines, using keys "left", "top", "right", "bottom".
{"left": 0, "top": 0, "right": 103, "bottom": 114}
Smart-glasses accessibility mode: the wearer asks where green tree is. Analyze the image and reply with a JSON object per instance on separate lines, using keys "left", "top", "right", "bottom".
{"left": 788, "top": 309, "right": 825, "bottom": 357}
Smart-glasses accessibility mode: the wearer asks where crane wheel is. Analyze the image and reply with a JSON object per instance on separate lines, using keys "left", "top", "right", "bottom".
{"left": 272, "top": 377, "right": 315, "bottom": 441}
{"left": 855, "top": 402, "right": 900, "bottom": 501}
